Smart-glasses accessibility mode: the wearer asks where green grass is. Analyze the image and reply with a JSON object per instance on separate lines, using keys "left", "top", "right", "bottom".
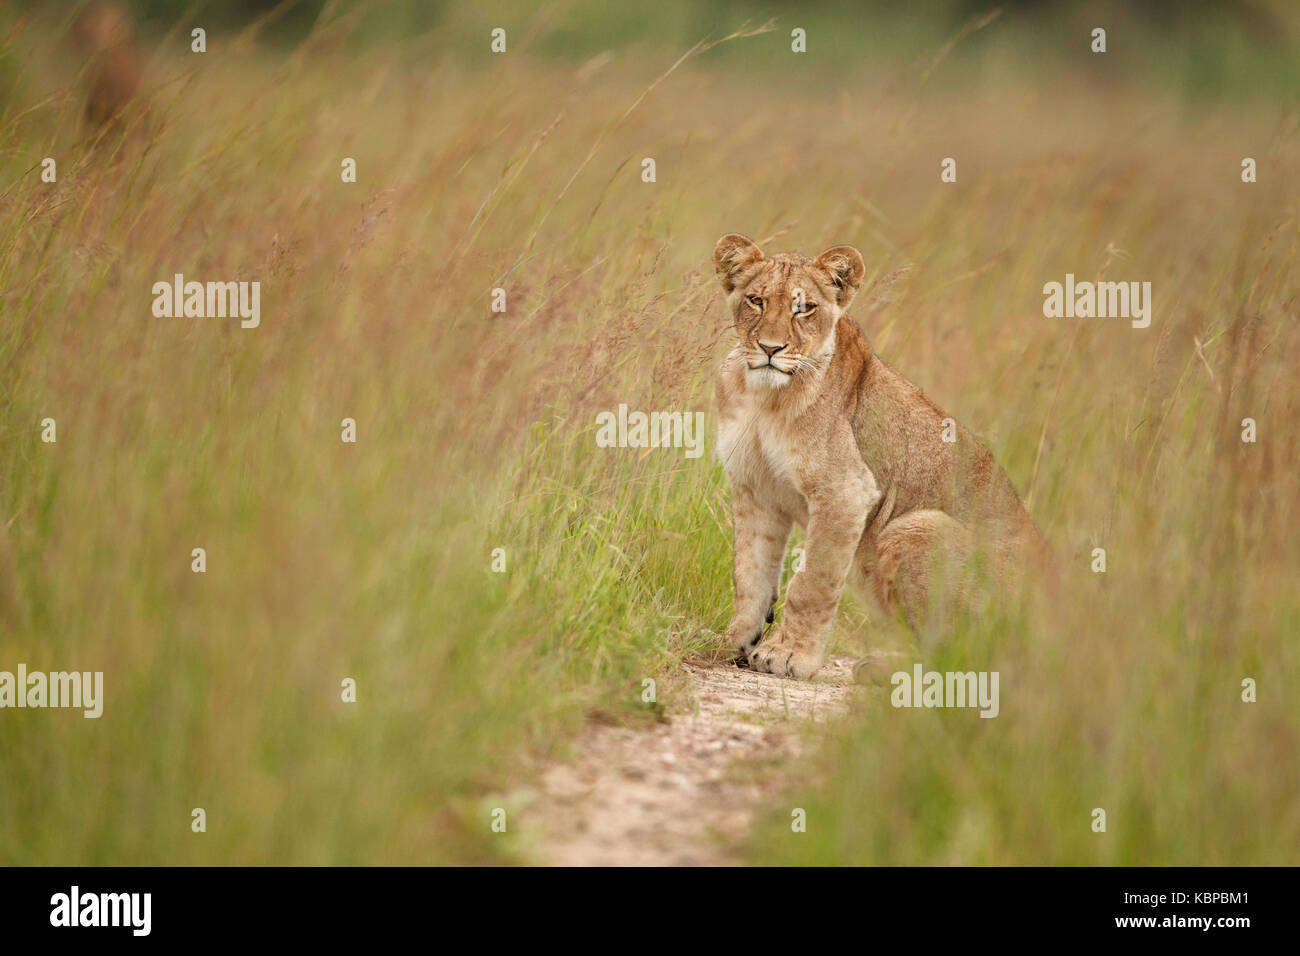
{"left": 1, "top": 2, "right": 1297, "bottom": 864}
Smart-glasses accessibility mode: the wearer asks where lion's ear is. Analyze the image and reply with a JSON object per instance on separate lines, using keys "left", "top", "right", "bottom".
{"left": 713, "top": 234, "right": 764, "bottom": 294}
{"left": 815, "top": 245, "right": 866, "bottom": 307}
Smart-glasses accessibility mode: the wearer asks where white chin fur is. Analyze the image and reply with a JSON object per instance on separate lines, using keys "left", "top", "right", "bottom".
{"left": 747, "top": 365, "right": 792, "bottom": 388}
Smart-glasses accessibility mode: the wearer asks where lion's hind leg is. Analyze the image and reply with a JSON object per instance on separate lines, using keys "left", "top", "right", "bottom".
{"left": 870, "top": 509, "right": 972, "bottom": 636}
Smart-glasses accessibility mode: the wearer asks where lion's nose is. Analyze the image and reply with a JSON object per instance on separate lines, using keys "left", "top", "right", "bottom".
{"left": 758, "top": 341, "right": 787, "bottom": 357}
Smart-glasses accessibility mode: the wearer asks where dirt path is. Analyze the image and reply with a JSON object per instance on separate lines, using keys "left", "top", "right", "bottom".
{"left": 519, "top": 654, "right": 870, "bottom": 866}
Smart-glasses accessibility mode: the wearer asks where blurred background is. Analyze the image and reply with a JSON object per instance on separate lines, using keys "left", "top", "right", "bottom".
{"left": 0, "top": 1, "right": 1296, "bottom": 865}
{"left": 7, "top": 0, "right": 1300, "bottom": 96}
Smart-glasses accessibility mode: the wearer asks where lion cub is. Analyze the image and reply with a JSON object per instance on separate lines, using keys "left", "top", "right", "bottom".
{"left": 713, "top": 234, "right": 1043, "bottom": 679}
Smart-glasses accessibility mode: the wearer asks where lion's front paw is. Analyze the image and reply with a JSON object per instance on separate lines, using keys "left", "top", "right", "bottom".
{"left": 724, "top": 619, "right": 766, "bottom": 657}
{"left": 747, "top": 628, "right": 825, "bottom": 679}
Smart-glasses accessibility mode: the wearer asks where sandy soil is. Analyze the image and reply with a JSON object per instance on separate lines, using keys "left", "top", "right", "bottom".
{"left": 520, "top": 653, "right": 870, "bottom": 866}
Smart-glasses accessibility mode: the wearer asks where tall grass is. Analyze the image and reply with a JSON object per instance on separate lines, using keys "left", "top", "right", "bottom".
{"left": 1, "top": 3, "right": 1296, "bottom": 864}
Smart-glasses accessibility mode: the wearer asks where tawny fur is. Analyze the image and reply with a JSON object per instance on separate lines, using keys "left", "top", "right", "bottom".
{"left": 713, "top": 233, "right": 1043, "bottom": 679}
{"left": 72, "top": 3, "right": 145, "bottom": 139}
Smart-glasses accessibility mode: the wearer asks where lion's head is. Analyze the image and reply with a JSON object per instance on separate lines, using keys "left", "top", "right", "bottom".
{"left": 713, "top": 234, "right": 865, "bottom": 388}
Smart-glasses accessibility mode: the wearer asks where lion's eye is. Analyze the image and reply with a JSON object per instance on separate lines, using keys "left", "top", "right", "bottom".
{"left": 745, "top": 295, "right": 764, "bottom": 310}
{"left": 793, "top": 301, "right": 817, "bottom": 315}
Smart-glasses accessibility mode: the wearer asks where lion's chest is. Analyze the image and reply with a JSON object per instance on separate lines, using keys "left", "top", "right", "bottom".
{"left": 716, "top": 406, "right": 810, "bottom": 523}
